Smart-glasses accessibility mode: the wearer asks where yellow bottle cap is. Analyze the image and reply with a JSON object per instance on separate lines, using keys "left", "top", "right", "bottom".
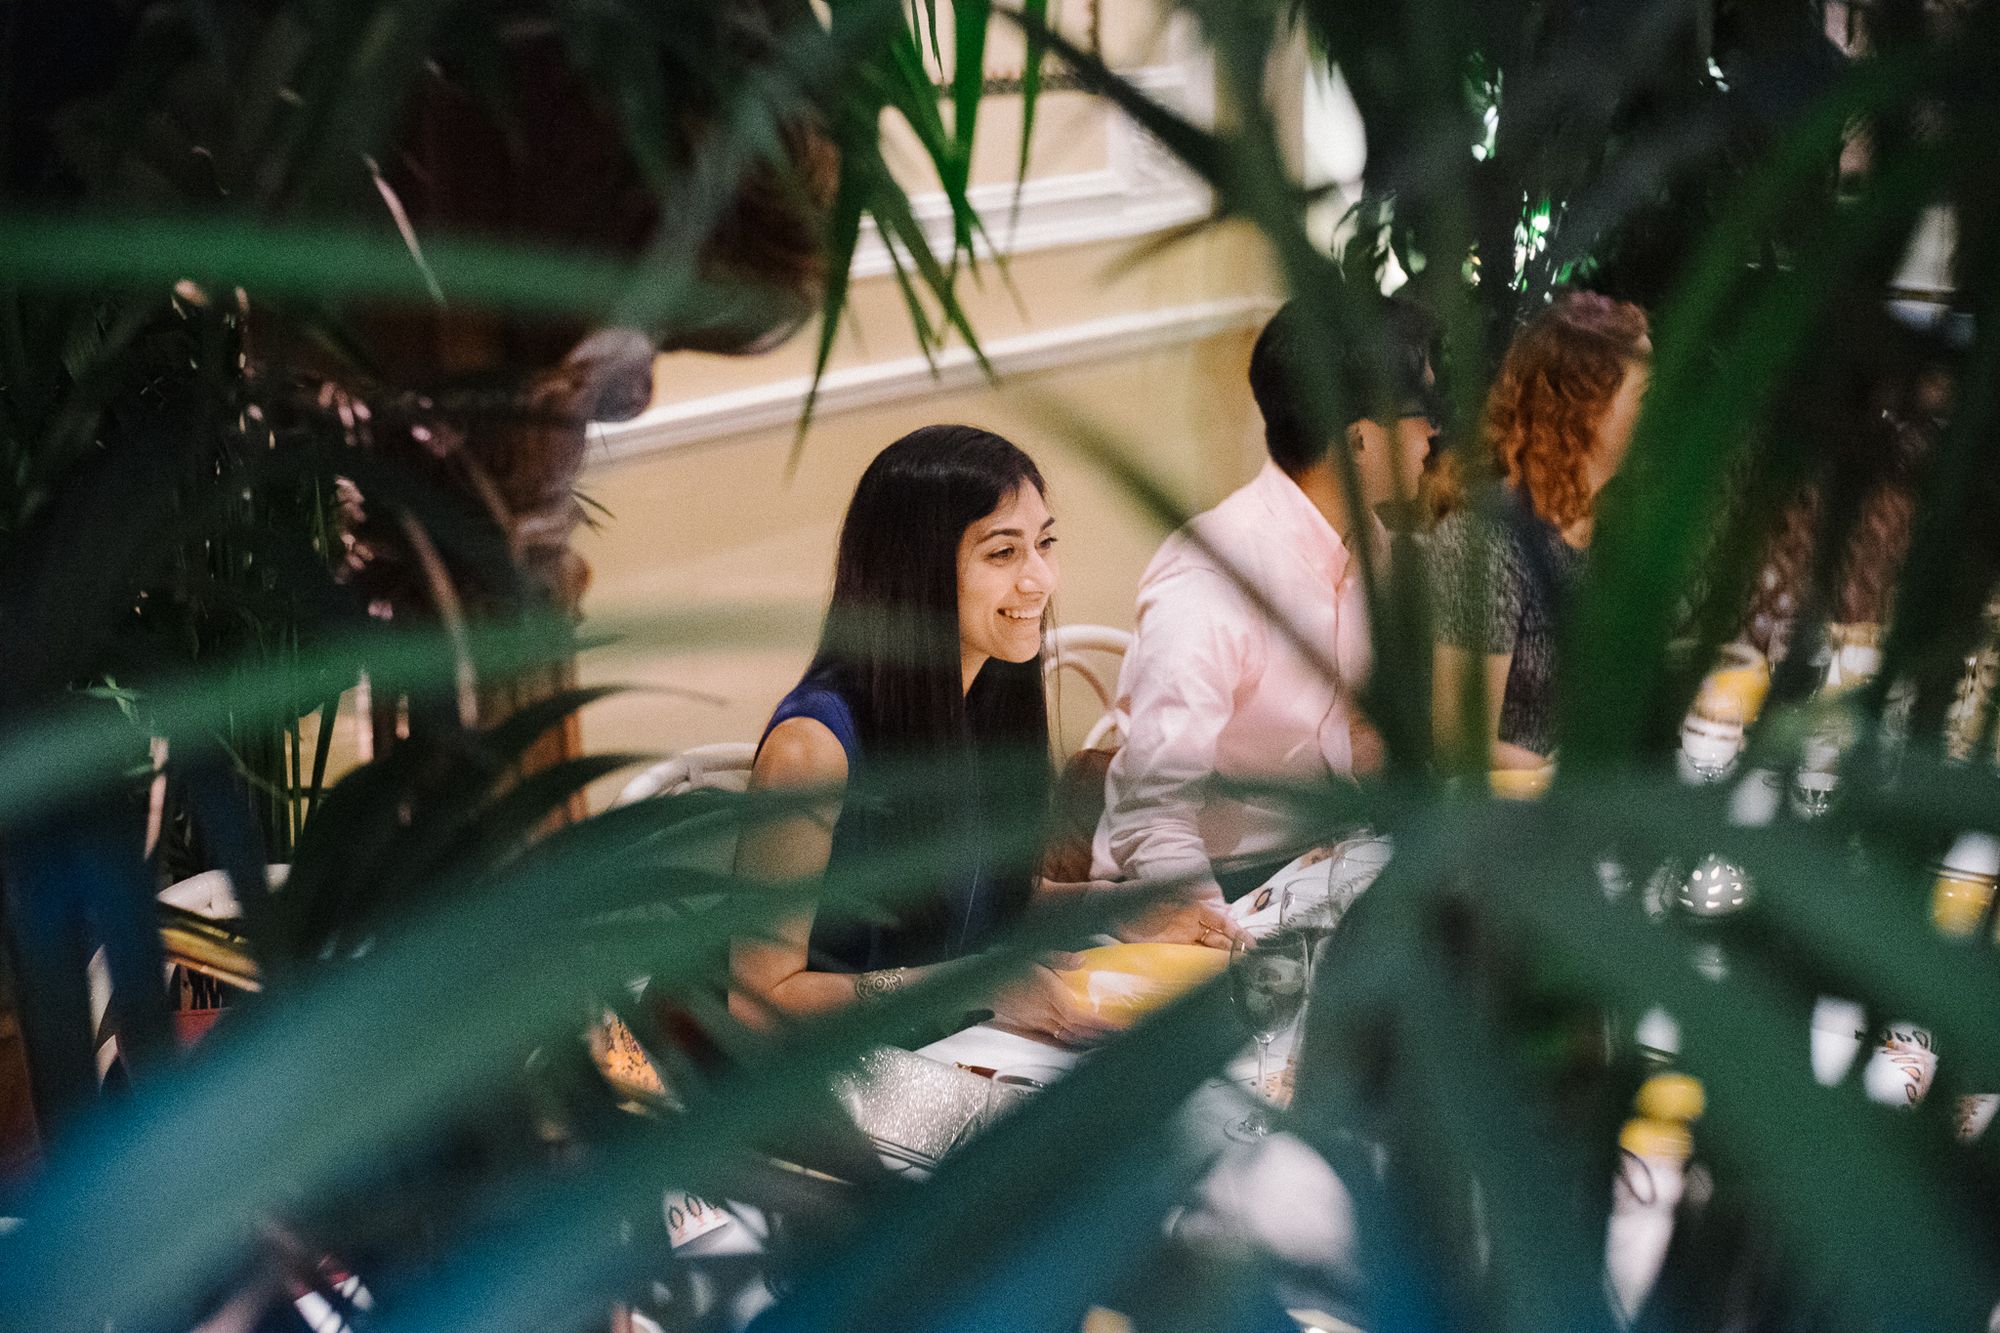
{"left": 1619, "top": 1116, "right": 1693, "bottom": 1161}
{"left": 1933, "top": 873, "right": 1996, "bottom": 939}
{"left": 1635, "top": 1071, "right": 1706, "bottom": 1123}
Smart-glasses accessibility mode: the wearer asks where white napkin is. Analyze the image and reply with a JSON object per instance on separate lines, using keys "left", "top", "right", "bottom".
{"left": 1227, "top": 838, "right": 1392, "bottom": 934}
{"left": 1227, "top": 850, "right": 1332, "bottom": 933}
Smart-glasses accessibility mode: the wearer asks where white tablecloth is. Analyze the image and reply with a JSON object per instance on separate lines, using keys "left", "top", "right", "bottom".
{"left": 916, "top": 987, "right": 1358, "bottom": 1281}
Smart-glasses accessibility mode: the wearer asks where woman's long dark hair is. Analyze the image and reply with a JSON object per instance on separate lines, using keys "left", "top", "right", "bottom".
{"left": 809, "top": 424, "right": 1054, "bottom": 924}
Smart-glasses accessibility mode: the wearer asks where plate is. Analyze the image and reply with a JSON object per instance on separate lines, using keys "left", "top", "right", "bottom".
{"left": 1058, "top": 942, "right": 1229, "bottom": 1024}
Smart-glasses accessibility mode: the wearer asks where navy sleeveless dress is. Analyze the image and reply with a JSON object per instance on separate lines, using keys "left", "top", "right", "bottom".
{"left": 759, "top": 668, "right": 1025, "bottom": 972}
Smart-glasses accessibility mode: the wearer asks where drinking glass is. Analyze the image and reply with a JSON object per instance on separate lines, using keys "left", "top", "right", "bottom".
{"left": 1281, "top": 838, "right": 1390, "bottom": 987}
{"left": 1226, "top": 931, "right": 1309, "bottom": 1141}
{"left": 1323, "top": 836, "right": 1392, "bottom": 923}
{"left": 1791, "top": 733, "right": 1840, "bottom": 819}
{"left": 1678, "top": 690, "right": 1744, "bottom": 784}
{"left": 1790, "top": 768, "right": 1837, "bottom": 819}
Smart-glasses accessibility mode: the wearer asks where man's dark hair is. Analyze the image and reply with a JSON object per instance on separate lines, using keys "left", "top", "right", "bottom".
{"left": 1247, "top": 296, "right": 1438, "bottom": 474}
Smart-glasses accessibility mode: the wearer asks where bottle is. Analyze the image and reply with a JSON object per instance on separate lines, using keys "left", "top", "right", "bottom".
{"left": 1676, "top": 854, "right": 1750, "bottom": 984}
{"left": 1605, "top": 1072, "right": 1705, "bottom": 1323}
{"left": 1630, "top": 1160, "right": 1786, "bottom": 1333}
{"left": 1930, "top": 832, "right": 2000, "bottom": 941}
{"left": 1607, "top": 1115, "right": 1692, "bottom": 1323}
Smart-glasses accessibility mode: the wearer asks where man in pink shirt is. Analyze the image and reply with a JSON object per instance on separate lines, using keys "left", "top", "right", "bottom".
{"left": 1092, "top": 299, "right": 1438, "bottom": 904}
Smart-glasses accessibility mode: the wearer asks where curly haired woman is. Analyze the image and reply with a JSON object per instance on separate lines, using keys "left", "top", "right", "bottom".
{"left": 1430, "top": 291, "right": 1651, "bottom": 767}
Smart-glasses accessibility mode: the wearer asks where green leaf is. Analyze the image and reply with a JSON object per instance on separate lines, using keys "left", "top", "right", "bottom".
{"left": 1014, "top": 0, "right": 1050, "bottom": 200}
{"left": 0, "top": 212, "right": 738, "bottom": 326}
{"left": 949, "top": 0, "right": 991, "bottom": 256}
{"left": 796, "top": 159, "right": 870, "bottom": 470}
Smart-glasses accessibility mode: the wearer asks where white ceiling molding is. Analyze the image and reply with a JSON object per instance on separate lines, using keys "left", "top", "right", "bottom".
{"left": 586, "top": 294, "right": 1273, "bottom": 469}
{"left": 852, "top": 33, "right": 1217, "bottom": 277}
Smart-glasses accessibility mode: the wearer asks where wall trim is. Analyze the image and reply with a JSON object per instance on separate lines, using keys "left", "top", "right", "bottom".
{"left": 587, "top": 295, "right": 1274, "bottom": 469}
{"left": 849, "top": 163, "right": 1207, "bottom": 280}
{"left": 852, "top": 36, "right": 1217, "bottom": 278}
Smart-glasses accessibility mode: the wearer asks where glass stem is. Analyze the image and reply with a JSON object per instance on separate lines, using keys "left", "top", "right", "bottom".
{"left": 1254, "top": 1035, "right": 1270, "bottom": 1107}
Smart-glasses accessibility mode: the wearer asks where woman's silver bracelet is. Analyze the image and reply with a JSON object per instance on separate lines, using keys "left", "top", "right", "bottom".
{"left": 854, "top": 966, "right": 911, "bottom": 1001}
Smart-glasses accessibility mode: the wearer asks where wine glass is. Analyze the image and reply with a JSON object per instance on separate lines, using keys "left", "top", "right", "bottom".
{"left": 947, "top": 1059, "right": 1067, "bottom": 1154}
{"left": 1278, "top": 885, "right": 1330, "bottom": 996}
{"left": 1323, "top": 836, "right": 1391, "bottom": 924}
{"left": 1678, "top": 689, "right": 1744, "bottom": 785}
{"left": 1790, "top": 768, "right": 1837, "bottom": 819}
{"left": 1226, "top": 931, "right": 1309, "bottom": 1141}
{"left": 1790, "top": 734, "right": 1840, "bottom": 820}
{"left": 1281, "top": 837, "right": 1390, "bottom": 986}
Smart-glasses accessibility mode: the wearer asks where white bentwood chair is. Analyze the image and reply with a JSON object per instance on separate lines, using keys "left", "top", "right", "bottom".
{"left": 610, "top": 741, "right": 763, "bottom": 884}
{"left": 613, "top": 741, "right": 760, "bottom": 806}
{"left": 1042, "top": 624, "right": 1132, "bottom": 755}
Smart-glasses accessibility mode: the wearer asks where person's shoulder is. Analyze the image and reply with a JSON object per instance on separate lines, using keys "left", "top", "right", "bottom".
{"left": 755, "top": 715, "right": 850, "bottom": 788}
{"left": 1138, "top": 526, "right": 1261, "bottom": 614}
{"left": 1429, "top": 507, "right": 1476, "bottom": 543}
{"left": 1154, "top": 480, "right": 1279, "bottom": 576}
{"left": 784, "top": 672, "right": 857, "bottom": 719}
{"left": 1426, "top": 507, "right": 1487, "bottom": 562}
{"left": 1434, "top": 491, "right": 1527, "bottom": 548}
{"left": 764, "top": 667, "right": 861, "bottom": 750}
{"left": 1199, "top": 470, "right": 1279, "bottom": 535}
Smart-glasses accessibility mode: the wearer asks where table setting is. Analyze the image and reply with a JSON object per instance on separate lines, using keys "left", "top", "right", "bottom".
{"left": 915, "top": 833, "right": 1393, "bottom": 1141}
{"left": 586, "top": 835, "right": 1398, "bottom": 1333}
{"left": 847, "top": 837, "right": 1394, "bottom": 1317}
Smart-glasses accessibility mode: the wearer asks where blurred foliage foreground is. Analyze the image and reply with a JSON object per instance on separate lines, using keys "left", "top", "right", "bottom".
{"left": 5, "top": 1, "right": 2000, "bottom": 1331}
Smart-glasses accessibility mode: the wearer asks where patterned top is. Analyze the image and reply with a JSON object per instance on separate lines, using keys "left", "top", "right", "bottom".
{"left": 1427, "top": 489, "right": 1586, "bottom": 757}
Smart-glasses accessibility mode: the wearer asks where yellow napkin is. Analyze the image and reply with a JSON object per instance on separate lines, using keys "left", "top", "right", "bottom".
{"left": 1489, "top": 764, "right": 1554, "bottom": 800}
{"left": 1058, "top": 943, "right": 1229, "bottom": 1025}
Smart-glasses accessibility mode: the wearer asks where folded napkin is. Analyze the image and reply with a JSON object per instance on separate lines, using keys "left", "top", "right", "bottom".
{"left": 1226, "top": 838, "right": 1392, "bottom": 935}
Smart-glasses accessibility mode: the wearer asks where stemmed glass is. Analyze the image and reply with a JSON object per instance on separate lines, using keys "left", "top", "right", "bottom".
{"left": 946, "top": 1059, "right": 1066, "bottom": 1158}
{"left": 1322, "top": 836, "right": 1391, "bottom": 924}
{"left": 1791, "top": 735, "right": 1841, "bottom": 820}
{"left": 1226, "top": 930, "right": 1310, "bottom": 1141}
{"left": 1790, "top": 766, "right": 1837, "bottom": 819}
{"left": 984, "top": 1060, "right": 1066, "bottom": 1124}
{"left": 1679, "top": 689, "right": 1745, "bottom": 785}
{"left": 1280, "top": 836, "right": 1391, "bottom": 987}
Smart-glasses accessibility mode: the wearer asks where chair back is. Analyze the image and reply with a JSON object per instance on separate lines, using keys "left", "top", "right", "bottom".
{"left": 1041, "top": 626, "right": 1130, "bottom": 880}
{"left": 612, "top": 742, "right": 761, "bottom": 879}
{"left": 1043, "top": 624, "right": 1131, "bottom": 755}
{"left": 613, "top": 742, "right": 759, "bottom": 806}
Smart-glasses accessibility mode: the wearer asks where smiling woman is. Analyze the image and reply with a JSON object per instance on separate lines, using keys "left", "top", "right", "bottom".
{"left": 728, "top": 425, "right": 1117, "bottom": 1046}
{"left": 956, "top": 482, "right": 1061, "bottom": 690}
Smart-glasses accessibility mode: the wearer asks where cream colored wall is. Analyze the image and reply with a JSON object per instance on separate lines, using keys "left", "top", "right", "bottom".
{"left": 570, "top": 0, "right": 1282, "bottom": 803}
{"left": 573, "top": 225, "right": 1277, "bottom": 796}
{"left": 296, "top": 2, "right": 1305, "bottom": 811}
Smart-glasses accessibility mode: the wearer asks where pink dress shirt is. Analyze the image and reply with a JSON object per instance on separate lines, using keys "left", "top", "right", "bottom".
{"left": 1091, "top": 462, "right": 1376, "bottom": 902}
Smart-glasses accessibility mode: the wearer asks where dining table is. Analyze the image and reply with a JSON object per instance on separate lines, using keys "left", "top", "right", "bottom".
{"left": 660, "top": 844, "right": 1373, "bottom": 1333}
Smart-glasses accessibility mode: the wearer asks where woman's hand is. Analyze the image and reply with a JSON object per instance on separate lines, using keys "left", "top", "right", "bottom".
{"left": 987, "top": 958, "right": 1121, "bottom": 1048}
{"left": 1114, "top": 897, "right": 1247, "bottom": 950}
{"left": 1036, "top": 877, "right": 1247, "bottom": 950}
